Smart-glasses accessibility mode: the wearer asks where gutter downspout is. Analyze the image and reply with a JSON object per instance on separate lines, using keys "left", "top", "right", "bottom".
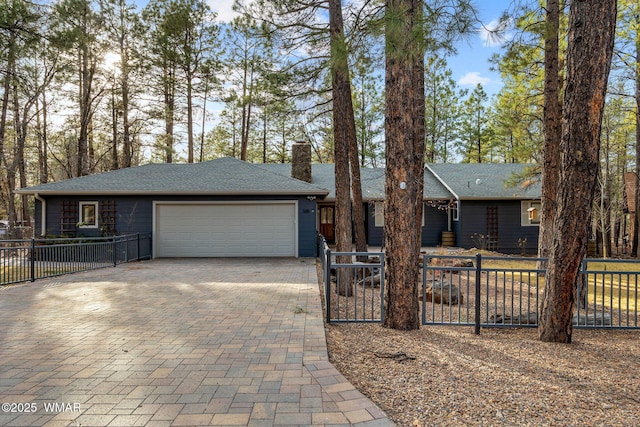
{"left": 34, "top": 193, "right": 46, "bottom": 237}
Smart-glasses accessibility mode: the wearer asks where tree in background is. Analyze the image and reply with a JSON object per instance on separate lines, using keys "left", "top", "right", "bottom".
{"left": 142, "top": 0, "right": 180, "bottom": 163}
{"left": 425, "top": 55, "right": 464, "bottom": 163}
{"left": 142, "top": 0, "right": 218, "bottom": 164}
{"left": 352, "top": 44, "right": 384, "bottom": 167}
{"left": 174, "top": 0, "right": 218, "bottom": 164}
{"left": 99, "top": 0, "right": 145, "bottom": 169}
{"left": 221, "top": 14, "right": 271, "bottom": 161}
{"left": 595, "top": 90, "right": 635, "bottom": 257}
{"left": 615, "top": 0, "right": 640, "bottom": 258}
{"left": 0, "top": 0, "right": 44, "bottom": 231}
{"left": 490, "top": 2, "right": 566, "bottom": 168}
{"left": 458, "top": 84, "right": 493, "bottom": 162}
{"left": 52, "top": 0, "right": 108, "bottom": 176}
{"left": 538, "top": 0, "right": 616, "bottom": 343}
{"left": 488, "top": 84, "right": 541, "bottom": 163}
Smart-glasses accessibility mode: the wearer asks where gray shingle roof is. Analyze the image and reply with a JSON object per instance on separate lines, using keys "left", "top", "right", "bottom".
{"left": 18, "top": 157, "right": 540, "bottom": 201}
{"left": 17, "top": 157, "right": 330, "bottom": 196}
{"left": 427, "top": 163, "right": 540, "bottom": 199}
{"left": 258, "top": 164, "right": 453, "bottom": 200}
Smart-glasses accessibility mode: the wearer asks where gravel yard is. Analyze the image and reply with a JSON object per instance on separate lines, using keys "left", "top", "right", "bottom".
{"left": 320, "top": 260, "right": 640, "bottom": 427}
{"left": 325, "top": 324, "right": 640, "bottom": 427}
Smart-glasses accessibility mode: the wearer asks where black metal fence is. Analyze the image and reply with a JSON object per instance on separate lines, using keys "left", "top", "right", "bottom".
{"left": 1, "top": 234, "right": 152, "bottom": 286}
{"left": 318, "top": 235, "right": 385, "bottom": 323}
{"left": 423, "top": 254, "right": 543, "bottom": 333}
{"left": 577, "top": 258, "right": 640, "bottom": 329}
{"left": 318, "top": 236, "right": 640, "bottom": 332}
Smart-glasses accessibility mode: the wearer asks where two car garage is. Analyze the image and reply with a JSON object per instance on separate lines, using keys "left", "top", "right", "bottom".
{"left": 153, "top": 202, "right": 298, "bottom": 258}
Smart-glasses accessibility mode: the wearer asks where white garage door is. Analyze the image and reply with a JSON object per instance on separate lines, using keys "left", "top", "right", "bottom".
{"left": 154, "top": 203, "right": 297, "bottom": 257}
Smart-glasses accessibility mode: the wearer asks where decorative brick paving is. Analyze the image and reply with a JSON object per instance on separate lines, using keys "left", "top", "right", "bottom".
{"left": 0, "top": 259, "right": 393, "bottom": 426}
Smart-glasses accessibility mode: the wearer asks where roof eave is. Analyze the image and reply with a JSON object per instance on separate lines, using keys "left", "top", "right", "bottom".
{"left": 16, "top": 189, "right": 330, "bottom": 197}
{"left": 425, "top": 164, "right": 459, "bottom": 200}
{"left": 321, "top": 196, "right": 456, "bottom": 202}
{"left": 458, "top": 196, "right": 541, "bottom": 200}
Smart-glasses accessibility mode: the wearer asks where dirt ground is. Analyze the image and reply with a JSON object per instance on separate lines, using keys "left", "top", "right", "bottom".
{"left": 320, "top": 260, "right": 640, "bottom": 427}
{"left": 325, "top": 324, "right": 640, "bottom": 427}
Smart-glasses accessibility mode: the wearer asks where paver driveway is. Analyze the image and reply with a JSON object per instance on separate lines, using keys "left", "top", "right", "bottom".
{"left": 0, "top": 258, "right": 393, "bottom": 426}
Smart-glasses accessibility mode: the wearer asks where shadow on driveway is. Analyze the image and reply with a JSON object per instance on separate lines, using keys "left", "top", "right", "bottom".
{"left": 0, "top": 258, "right": 392, "bottom": 426}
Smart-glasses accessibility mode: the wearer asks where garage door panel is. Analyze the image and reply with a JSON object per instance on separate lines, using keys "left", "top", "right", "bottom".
{"left": 155, "top": 203, "right": 296, "bottom": 257}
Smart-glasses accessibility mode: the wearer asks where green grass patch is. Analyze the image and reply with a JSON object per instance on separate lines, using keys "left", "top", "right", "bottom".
{"left": 428, "top": 251, "right": 640, "bottom": 312}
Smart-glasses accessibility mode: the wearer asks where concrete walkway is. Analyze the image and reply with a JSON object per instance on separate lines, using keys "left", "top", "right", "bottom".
{"left": 0, "top": 258, "right": 393, "bottom": 427}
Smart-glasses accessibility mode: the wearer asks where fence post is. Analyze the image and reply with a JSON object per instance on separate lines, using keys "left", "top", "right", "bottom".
{"left": 113, "top": 236, "right": 117, "bottom": 267}
{"left": 475, "top": 253, "right": 482, "bottom": 335}
{"left": 137, "top": 233, "right": 140, "bottom": 261}
{"left": 380, "top": 252, "right": 385, "bottom": 324}
{"left": 30, "top": 238, "right": 36, "bottom": 282}
{"left": 325, "top": 248, "right": 332, "bottom": 324}
{"left": 421, "top": 255, "right": 427, "bottom": 325}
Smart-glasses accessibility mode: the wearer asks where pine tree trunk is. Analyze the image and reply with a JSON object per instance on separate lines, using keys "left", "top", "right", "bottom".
{"left": 349, "top": 100, "right": 368, "bottom": 259}
{"left": 538, "top": 0, "right": 562, "bottom": 268}
{"left": 382, "top": 0, "right": 424, "bottom": 330}
{"left": 539, "top": 0, "right": 616, "bottom": 343}
{"left": 634, "top": 30, "right": 640, "bottom": 258}
{"left": 112, "top": 88, "right": 119, "bottom": 169}
{"left": 121, "top": 53, "right": 132, "bottom": 168}
{"left": 187, "top": 70, "right": 194, "bottom": 163}
{"left": 77, "top": 45, "right": 91, "bottom": 177}
{"left": 350, "top": 129, "right": 369, "bottom": 260}
{"left": 329, "top": 0, "right": 353, "bottom": 296}
{"left": 163, "top": 65, "right": 175, "bottom": 163}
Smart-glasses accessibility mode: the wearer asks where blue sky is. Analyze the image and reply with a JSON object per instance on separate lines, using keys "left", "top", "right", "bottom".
{"left": 446, "top": 1, "right": 512, "bottom": 98}
{"left": 209, "top": 0, "right": 512, "bottom": 98}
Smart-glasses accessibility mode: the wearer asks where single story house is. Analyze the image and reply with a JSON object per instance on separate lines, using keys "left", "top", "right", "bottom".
{"left": 427, "top": 163, "right": 540, "bottom": 254}
{"left": 17, "top": 143, "right": 541, "bottom": 257}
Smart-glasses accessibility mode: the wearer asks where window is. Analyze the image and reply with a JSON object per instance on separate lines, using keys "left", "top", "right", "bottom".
{"left": 79, "top": 202, "right": 98, "bottom": 228}
{"left": 521, "top": 201, "right": 541, "bottom": 226}
{"left": 374, "top": 202, "right": 384, "bottom": 227}
{"left": 320, "top": 206, "right": 334, "bottom": 225}
{"left": 451, "top": 201, "right": 460, "bottom": 222}
{"left": 374, "top": 201, "right": 425, "bottom": 227}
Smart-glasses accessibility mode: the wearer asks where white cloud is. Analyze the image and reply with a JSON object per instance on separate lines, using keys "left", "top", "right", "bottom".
{"left": 478, "top": 18, "right": 513, "bottom": 47}
{"left": 459, "top": 72, "right": 491, "bottom": 87}
{"left": 208, "top": 0, "right": 239, "bottom": 23}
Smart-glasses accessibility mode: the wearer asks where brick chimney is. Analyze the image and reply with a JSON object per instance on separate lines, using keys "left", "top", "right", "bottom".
{"left": 291, "top": 142, "right": 312, "bottom": 183}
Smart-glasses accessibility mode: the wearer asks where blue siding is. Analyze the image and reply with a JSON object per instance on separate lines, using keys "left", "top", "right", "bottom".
{"left": 366, "top": 203, "right": 383, "bottom": 246}
{"left": 297, "top": 198, "right": 319, "bottom": 257}
{"left": 365, "top": 203, "right": 450, "bottom": 247}
{"left": 39, "top": 195, "right": 317, "bottom": 258}
{"left": 39, "top": 196, "right": 153, "bottom": 238}
{"left": 422, "top": 206, "right": 449, "bottom": 246}
{"left": 458, "top": 200, "right": 539, "bottom": 254}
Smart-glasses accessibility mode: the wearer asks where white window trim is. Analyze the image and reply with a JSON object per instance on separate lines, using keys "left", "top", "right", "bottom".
{"left": 79, "top": 201, "right": 99, "bottom": 229}
{"left": 374, "top": 201, "right": 425, "bottom": 227}
{"left": 452, "top": 201, "right": 460, "bottom": 222}
{"left": 521, "top": 200, "right": 541, "bottom": 227}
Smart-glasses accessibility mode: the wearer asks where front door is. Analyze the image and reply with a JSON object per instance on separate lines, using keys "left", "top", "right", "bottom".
{"left": 319, "top": 206, "right": 335, "bottom": 242}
